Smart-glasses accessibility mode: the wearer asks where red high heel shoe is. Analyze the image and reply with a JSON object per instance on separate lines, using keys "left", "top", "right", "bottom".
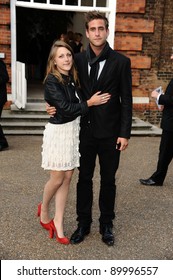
{"left": 49, "top": 221, "right": 70, "bottom": 245}
{"left": 37, "top": 203, "right": 53, "bottom": 230}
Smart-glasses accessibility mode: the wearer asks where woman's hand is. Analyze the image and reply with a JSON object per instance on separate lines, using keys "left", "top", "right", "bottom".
{"left": 46, "top": 103, "right": 56, "bottom": 116}
{"left": 87, "top": 91, "right": 111, "bottom": 107}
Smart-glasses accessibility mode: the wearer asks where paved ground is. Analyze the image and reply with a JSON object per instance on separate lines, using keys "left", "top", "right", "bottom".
{"left": 0, "top": 135, "right": 173, "bottom": 260}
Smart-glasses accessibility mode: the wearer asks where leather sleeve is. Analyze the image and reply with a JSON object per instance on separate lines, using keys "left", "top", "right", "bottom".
{"left": 0, "top": 60, "right": 9, "bottom": 85}
{"left": 44, "top": 74, "right": 89, "bottom": 118}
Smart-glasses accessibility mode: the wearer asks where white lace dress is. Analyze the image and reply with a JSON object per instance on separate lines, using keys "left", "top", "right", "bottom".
{"left": 41, "top": 116, "right": 81, "bottom": 171}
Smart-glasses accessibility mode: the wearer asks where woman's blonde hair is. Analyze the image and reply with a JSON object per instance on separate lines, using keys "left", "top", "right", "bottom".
{"left": 44, "top": 40, "right": 79, "bottom": 86}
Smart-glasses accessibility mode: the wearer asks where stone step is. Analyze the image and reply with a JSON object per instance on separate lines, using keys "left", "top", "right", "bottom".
{"left": 132, "top": 117, "right": 161, "bottom": 135}
{"left": 131, "top": 128, "right": 161, "bottom": 136}
{"left": 1, "top": 109, "right": 162, "bottom": 136}
{"left": 2, "top": 112, "right": 49, "bottom": 120}
{"left": 3, "top": 129, "right": 44, "bottom": 135}
{"left": 11, "top": 103, "right": 46, "bottom": 112}
{"left": 132, "top": 118, "right": 152, "bottom": 129}
{"left": 2, "top": 121, "right": 46, "bottom": 127}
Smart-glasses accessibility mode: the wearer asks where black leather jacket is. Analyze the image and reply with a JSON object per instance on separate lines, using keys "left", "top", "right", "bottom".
{"left": 44, "top": 74, "right": 89, "bottom": 124}
{"left": 0, "top": 59, "right": 9, "bottom": 107}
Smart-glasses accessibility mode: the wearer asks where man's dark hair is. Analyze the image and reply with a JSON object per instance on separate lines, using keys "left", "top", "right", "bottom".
{"left": 84, "top": 11, "right": 109, "bottom": 30}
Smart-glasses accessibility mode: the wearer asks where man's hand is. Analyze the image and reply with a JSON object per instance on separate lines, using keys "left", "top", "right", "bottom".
{"left": 151, "top": 90, "right": 159, "bottom": 99}
{"left": 46, "top": 103, "right": 56, "bottom": 116}
{"left": 116, "top": 137, "right": 129, "bottom": 151}
{"left": 151, "top": 90, "right": 164, "bottom": 111}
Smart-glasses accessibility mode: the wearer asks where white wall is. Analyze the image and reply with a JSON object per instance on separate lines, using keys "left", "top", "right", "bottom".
{"left": 71, "top": 12, "right": 88, "bottom": 50}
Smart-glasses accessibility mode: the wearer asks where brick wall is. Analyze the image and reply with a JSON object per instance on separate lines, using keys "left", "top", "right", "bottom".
{"left": 115, "top": 0, "right": 173, "bottom": 126}
{"left": 0, "top": 0, "right": 11, "bottom": 106}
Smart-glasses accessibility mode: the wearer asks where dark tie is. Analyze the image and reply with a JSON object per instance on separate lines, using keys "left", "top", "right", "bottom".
{"left": 90, "top": 62, "right": 99, "bottom": 92}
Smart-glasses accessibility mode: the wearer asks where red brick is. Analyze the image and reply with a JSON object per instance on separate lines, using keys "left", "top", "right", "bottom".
{"left": 127, "top": 54, "right": 151, "bottom": 69}
{"left": 132, "top": 69, "right": 140, "bottom": 86}
{"left": 0, "top": 1, "right": 10, "bottom": 4}
{"left": 0, "top": 29, "right": 11, "bottom": 44}
{"left": 132, "top": 87, "right": 148, "bottom": 97}
{"left": 3, "top": 101, "right": 12, "bottom": 109}
{"left": 117, "top": 0, "right": 146, "bottom": 13}
{"left": 115, "top": 35, "right": 142, "bottom": 51}
{"left": 0, "top": 8, "right": 10, "bottom": 24}
{"left": 0, "top": 45, "right": 11, "bottom": 61}
{"left": 116, "top": 17, "right": 154, "bottom": 33}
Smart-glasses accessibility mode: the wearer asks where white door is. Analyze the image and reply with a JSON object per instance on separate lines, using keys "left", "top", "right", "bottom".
{"left": 15, "top": 61, "right": 27, "bottom": 109}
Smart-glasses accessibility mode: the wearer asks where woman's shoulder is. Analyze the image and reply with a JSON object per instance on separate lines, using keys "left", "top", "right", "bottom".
{"left": 44, "top": 74, "right": 63, "bottom": 94}
{"left": 46, "top": 73, "right": 58, "bottom": 82}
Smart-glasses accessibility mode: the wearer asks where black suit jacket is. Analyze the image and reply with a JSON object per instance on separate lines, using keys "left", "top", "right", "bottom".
{"left": 0, "top": 59, "right": 9, "bottom": 110}
{"left": 75, "top": 48, "right": 132, "bottom": 139}
{"left": 159, "top": 79, "right": 173, "bottom": 131}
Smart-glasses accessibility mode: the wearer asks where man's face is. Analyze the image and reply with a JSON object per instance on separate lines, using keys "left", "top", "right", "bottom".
{"left": 86, "top": 19, "right": 109, "bottom": 48}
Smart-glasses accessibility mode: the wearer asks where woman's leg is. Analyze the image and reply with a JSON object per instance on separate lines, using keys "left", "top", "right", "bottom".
{"left": 41, "top": 170, "right": 64, "bottom": 224}
{"left": 54, "top": 170, "right": 74, "bottom": 238}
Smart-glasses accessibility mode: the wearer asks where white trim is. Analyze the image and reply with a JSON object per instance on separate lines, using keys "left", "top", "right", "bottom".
{"left": 106, "top": 0, "right": 117, "bottom": 48}
{"left": 133, "top": 97, "right": 150, "bottom": 104}
{"left": 7, "top": 95, "right": 12, "bottom": 101}
{"left": 11, "top": 0, "right": 17, "bottom": 102}
{"left": 15, "top": 1, "right": 113, "bottom": 12}
{"left": 0, "top": 53, "right": 5, "bottom": 58}
{"left": 16, "top": 4, "right": 111, "bottom": 12}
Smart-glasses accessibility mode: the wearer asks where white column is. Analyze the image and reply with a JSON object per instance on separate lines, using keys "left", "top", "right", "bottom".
{"left": 106, "top": 0, "right": 117, "bottom": 48}
{"left": 10, "top": 0, "right": 17, "bottom": 102}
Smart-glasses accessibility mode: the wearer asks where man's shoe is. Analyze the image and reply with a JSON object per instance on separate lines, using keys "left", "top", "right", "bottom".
{"left": 70, "top": 226, "right": 90, "bottom": 244}
{"left": 0, "top": 143, "right": 9, "bottom": 151}
{"left": 100, "top": 225, "right": 114, "bottom": 246}
{"left": 139, "top": 178, "right": 163, "bottom": 186}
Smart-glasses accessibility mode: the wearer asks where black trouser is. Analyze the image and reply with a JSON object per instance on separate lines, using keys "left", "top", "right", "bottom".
{"left": 76, "top": 125, "right": 120, "bottom": 227}
{"left": 0, "top": 104, "right": 8, "bottom": 146}
{"left": 151, "top": 130, "right": 173, "bottom": 184}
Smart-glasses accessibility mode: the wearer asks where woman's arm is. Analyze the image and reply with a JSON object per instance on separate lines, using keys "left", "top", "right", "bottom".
{"left": 45, "top": 76, "right": 88, "bottom": 117}
{"left": 45, "top": 75, "right": 111, "bottom": 117}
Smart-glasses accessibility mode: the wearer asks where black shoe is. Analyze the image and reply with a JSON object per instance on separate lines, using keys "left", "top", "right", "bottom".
{"left": 139, "top": 178, "right": 163, "bottom": 186}
{"left": 100, "top": 225, "right": 114, "bottom": 246}
{"left": 0, "top": 143, "right": 9, "bottom": 151}
{"left": 70, "top": 226, "right": 90, "bottom": 244}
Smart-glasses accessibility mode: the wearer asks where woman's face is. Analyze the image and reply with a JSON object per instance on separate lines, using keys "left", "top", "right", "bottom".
{"left": 54, "top": 47, "right": 73, "bottom": 75}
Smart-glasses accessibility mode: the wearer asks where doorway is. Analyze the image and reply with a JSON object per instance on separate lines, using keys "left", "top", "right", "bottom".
{"left": 16, "top": 7, "right": 77, "bottom": 101}
{"left": 11, "top": 0, "right": 116, "bottom": 109}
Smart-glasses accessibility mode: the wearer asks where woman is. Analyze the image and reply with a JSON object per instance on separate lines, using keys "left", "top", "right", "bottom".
{"left": 38, "top": 40, "right": 110, "bottom": 245}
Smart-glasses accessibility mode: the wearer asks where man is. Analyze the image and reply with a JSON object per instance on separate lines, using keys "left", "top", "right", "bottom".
{"left": 0, "top": 59, "right": 9, "bottom": 151}
{"left": 140, "top": 54, "right": 173, "bottom": 187}
{"left": 47, "top": 11, "right": 132, "bottom": 246}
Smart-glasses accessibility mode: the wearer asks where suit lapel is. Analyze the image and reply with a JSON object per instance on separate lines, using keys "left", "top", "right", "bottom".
{"left": 96, "top": 58, "right": 110, "bottom": 89}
